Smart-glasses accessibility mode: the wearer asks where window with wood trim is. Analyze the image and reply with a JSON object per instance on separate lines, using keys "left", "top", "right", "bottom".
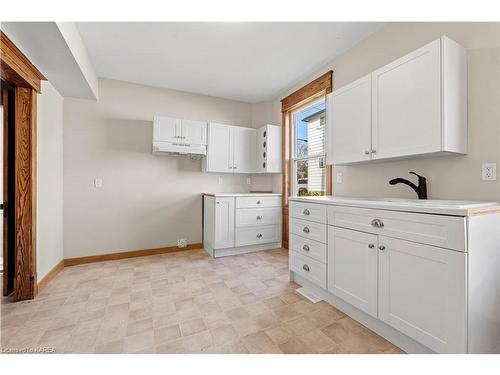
{"left": 281, "top": 71, "right": 332, "bottom": 248}
{"left": 291, "top": 97, "right": 327, "bottom": 196}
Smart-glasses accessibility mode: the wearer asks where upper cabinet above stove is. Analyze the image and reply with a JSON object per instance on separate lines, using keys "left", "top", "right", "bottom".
{"left": 326, "top": 36, "right": 467, "bottom": 165}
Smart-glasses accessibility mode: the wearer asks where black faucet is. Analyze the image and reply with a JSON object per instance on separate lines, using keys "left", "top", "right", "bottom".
{"left": 389, "top": 172, "right": 428, "bottom": 199}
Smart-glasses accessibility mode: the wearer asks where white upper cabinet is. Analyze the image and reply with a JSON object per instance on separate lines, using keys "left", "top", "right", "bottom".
{"left": 181, "top": 119, "right": 207, "bottom": 145}
{"left": 153, "top": 116, "right": 207, "bottom": 155}
{"left": 154, "top": 116, "right": 182, "bottom": 143}
{"left": 256, "top": 125, "right": 281, "bottom": 173}
{"left": 327, "top": 75, "right": 372, "bottom": 165}
{"left": 233, "top": 126, "right": 256, "bottom": 173}
{"left": 326, "top": 36, "right": 467, "bottom": 165}
{"left": 372, "top": 39, "right": 442, "bottom": 159}
{"left": 204, "top": 123, "right": 234, "bottom": 173}
{"left": 203, "top": 123, "right": 257, "bottom": 173}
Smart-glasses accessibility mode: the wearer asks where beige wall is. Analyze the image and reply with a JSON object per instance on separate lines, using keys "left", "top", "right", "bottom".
{"left": 272, "top": 22, "right": 500, "bottom": 201}
{"left": 63, "top": 79, "right": 254, "bottom": 258}
{"left": 37, "top": 81, "right": 64, "bottom": 279}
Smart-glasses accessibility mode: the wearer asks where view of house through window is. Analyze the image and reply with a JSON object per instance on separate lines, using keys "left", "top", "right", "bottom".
{"left": 292, "top": 98, "right": 326, "bottom": 196}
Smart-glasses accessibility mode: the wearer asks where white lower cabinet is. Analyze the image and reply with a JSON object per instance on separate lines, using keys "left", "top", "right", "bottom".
{"left": 204, "top": 194, "right": 282, "bottom": 257}
{"left": 214, "top": 197, "right": 235, "bottom": 249}
{"left": 288, "top": 200, "right": 500, "bottom": 353}
{"left": 378, "top": 236, "right": 467, "bottom": 353}
{"left": 327, "top": 227, "right": 378, "bottom": 318}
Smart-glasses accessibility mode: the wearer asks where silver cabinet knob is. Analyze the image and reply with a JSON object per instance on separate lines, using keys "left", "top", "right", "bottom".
{"left": 371, "top": 219, "right": 384, "bottom": 228}
{"left": 364, "top": 150, "right": 370, "bottom": 155}
{"left": 371, "top": 150, "right": 377, "bottom": 154}
{"left": 302, "top": 264, "right": 310, "bottom": 272}
{"left": 256, "top": 233, "right": 263, "bottom": 239}
{"left": 368, "top": 244, "right": 375, "bottom": 248}
{"left": 303, "top": 209, "right": 310, "bottom": 216}
{"left": 256, "top": 200, "right": 261, "bottom": 204}
{"left": 256, "top": 215, "right": 263, "bottom": 220}
{"left": 303, "top": 227, "right": 310, "bottom": 234}
{"left": 302, "top": 244, "right": 310, "bottom": 252}
{"left": 379, "top": 245, "right": 386, "bottom": 251}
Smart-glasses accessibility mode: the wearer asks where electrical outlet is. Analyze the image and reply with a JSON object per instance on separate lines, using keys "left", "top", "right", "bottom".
{"left": 177, "top": 238, "right": 187, "bottom": 248}
{"left": 94, "top": 177, "right": 103, "bottom": 188}
{"left": 482, "top": 163, "right": 496, "bottom": 181}
{"left": 246, "top": 177, "right": 252, "bottom": 185}
{"left": 336, "top": 172, "right": 343, "bottom": 184}
{"left": 217, "top": 177, "right": 223, "bottom": 185}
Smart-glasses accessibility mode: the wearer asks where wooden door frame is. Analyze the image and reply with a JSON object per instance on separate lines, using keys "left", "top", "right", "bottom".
{"left": 281, "top": 71, "right": 333, "bottom": 249}
{"left": 1, "top": 31, "right": 46, "bottom": 301}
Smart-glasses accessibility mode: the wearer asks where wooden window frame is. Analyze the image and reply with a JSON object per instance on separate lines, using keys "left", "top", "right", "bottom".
{"left": 281, "top": 71, "right": 333, "bottom": 248}
{"left": 1, "top": 31, "right": 46, "bottom": 301}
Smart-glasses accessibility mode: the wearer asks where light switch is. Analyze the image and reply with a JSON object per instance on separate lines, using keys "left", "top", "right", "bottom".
{"left": 482, "top": 163, "right": 496, "bottom": 181}
{"left": 246, "top": 177, "right": 252, "bottom": 185}
{"left": 94, "top": 177, "right": 103, "bottom": 188}
{"left": 217, "top": 177, "right": 223, "bottom": 185}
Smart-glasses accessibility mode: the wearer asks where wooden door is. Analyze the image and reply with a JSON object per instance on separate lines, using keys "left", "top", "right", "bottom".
{"left": 378, "top": 236, "right": 467, "bottom": 353}
{"left": 327, "top": 226, "right": 378, "bottom": 318}
{"left": 371, "top": 39, "right": 442, "bottom": 160}
{"left": 214, "top": 197, "right": 235, "bottom": 249}
{"left": 181, "top": 119, "right": 206, "bottom": 145}
{"left": 1, "top": 31, "right": 45, "bottom": 301}
{"left": 232, "top": 126, "right": 256, "bottom": 173}
{"left": 327, "top": 75, "right": 372, "bottom": 164}
{"left": 206, "top": 123, "right": 233, "bottom": 173}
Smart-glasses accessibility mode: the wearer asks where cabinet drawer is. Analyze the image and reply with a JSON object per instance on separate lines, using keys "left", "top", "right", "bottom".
{"left": 289, "top": 234, "right": 326, "bottom": 263}
{"left": 235, "top": 225, "right": 281, "bottom": 247}
{"left": 328, "top": 206, "right": 466, "bottom": 252}
{"left": 290, "top": 251, "right": 327, "bottom": 289}
{"left": 290, "top": 201, "right": 327, "bottom": 224}
{"left": 236, "top": 207, "right": 281, "bottom": 227}
{"left": 290, "top": 217, "right": 327, "bottom": 244}
{"left": 236, "top": 196, "right": 281, "bottom": 208}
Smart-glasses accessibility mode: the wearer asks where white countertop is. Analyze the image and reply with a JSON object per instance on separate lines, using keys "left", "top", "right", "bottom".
{"left": 289, "top": 195, "right": 500, "bottom": 216}
{"left": 203, "top": 192, "right": 281, "bottom": 197}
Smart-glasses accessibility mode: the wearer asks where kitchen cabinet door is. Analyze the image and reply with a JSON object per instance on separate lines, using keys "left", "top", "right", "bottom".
{"left": 327, "top": 75, "right": 372, "bottom": 165}
{"left": 214, "top": 197, "right": 235, "bottom": 249}
{"left": 233, "top": 126, "right": 256, "bottom": 173}
{"left": 371, "top": 39, "right": 442, "bottom": 160}
{"left": 206, "top": 123, "right": 234, "bottom": 173}
{"left": 327, "top": 226, "right": 378, "bottom": 318}
{"left": 181, "top": 120, "right": 207, "bottom": 145}
{"left": 154, "top": 116, "right": 181, "bottom": 143}
{"left": 378, "top": 236, "right": 467, "bottom": 353}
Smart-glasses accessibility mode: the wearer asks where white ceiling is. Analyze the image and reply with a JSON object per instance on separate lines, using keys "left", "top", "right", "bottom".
{"left": 77, "top": 22, "right": 381, "bottom": 103}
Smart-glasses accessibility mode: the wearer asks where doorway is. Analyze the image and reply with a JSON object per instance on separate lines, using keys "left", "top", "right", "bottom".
{"left": 1, "top": 81, "right": 16, "bottom": 296}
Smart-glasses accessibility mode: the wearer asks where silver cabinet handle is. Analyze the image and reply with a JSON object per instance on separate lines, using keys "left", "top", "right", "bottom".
{"left": 256, "top": 200, "right": 261, "bottom": 204}
{"left": 233, "top": 166, "right": 238, "bottom": 169}
{"left": 368, "top": 244, "right": 375, "bottom": 248}
{"left": 302, "top": 244, "right": 310, "bottom": 252}
{"left": 256, "top": 233, "right": 263, "bottom": 239}
{"left": 303, "top": 209, "right": 310, "bottom": 216}
{"left": 256, "top": 215, "right": 263, "bottom": 220}
{"left": 371, "top": 149, "right": 377, "bottom": 154}
{"left": 371, "top": 219, "right": 384, "bottom": 228}
{"left": 302, "top": 264, "right": 310, "bottom": 272}
{"left": 303, "top": 227, "right": 310, "bottom": 234}
{"left": 364, "top": 150, "right": 370, "bottom": 155}
{"left": 379, "top": 245, "right": 386, "bottom": 251}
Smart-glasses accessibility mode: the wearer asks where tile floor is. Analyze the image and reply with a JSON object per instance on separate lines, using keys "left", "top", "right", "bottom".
{"left": 0, "top": 248, "right": 404, "bottom": 354}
